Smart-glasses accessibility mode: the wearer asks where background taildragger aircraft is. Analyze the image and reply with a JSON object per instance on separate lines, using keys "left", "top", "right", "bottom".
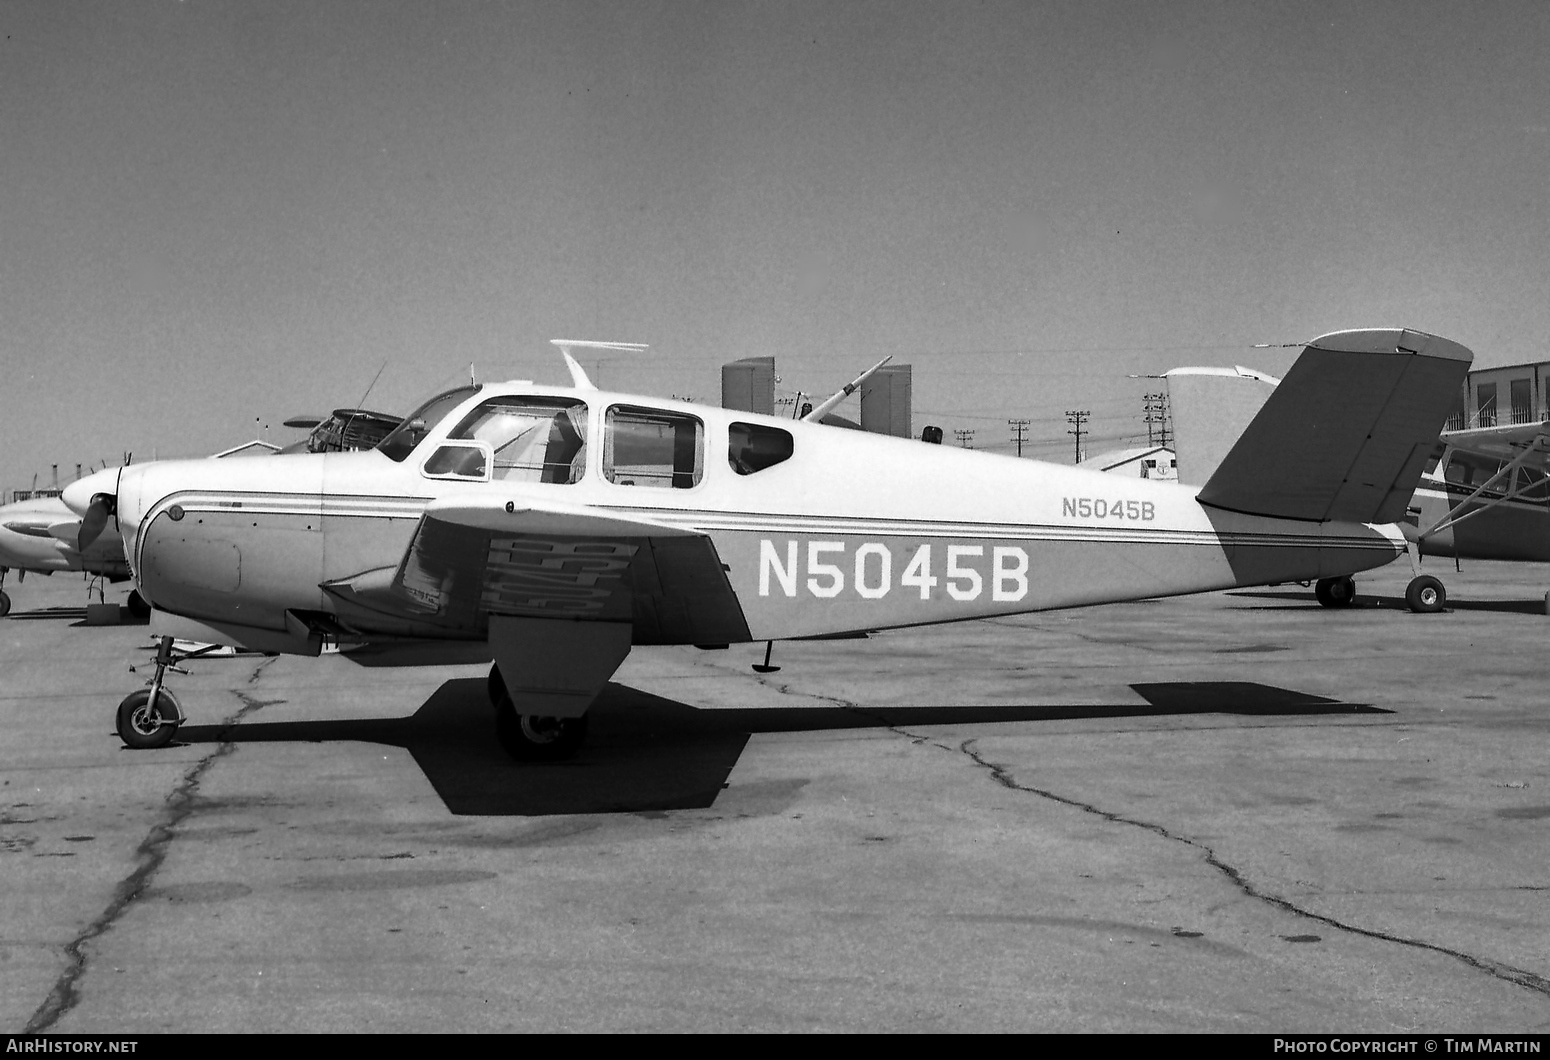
{"left": 63, "top": 328, "right": 1470, "bottom": 759}
{"left": 1407, "top": 421, "right": 1550, "bottom": 565}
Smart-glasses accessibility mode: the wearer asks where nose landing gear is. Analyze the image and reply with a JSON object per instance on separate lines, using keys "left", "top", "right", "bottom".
{"left": 115, "top": 636, "right": 221, "bottom": 749}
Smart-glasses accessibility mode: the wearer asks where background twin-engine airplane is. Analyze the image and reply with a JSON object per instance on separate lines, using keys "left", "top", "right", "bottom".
{"left": 63, "top": 327, "right": 1471, "bottom": 759}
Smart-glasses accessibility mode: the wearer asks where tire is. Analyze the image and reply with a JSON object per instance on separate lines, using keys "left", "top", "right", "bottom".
{"left": 1405, "top": 575, "right": 1446, "bottom": 614}
{"left": 125, "top": 591, "right": 151, "bottom": 620}
{"left": 1314, "top": 576, "right": 1356, "bottom": 608}
{"left": 0, "top": 590, "right": 10, "bottom": 618}
{"left": 495, "top": 709, "right": 589, "bottom": 761}
{"left": 116, "top": 689, "right": 181, "bottom": 749}
{"left": 488, "top": 663, "right": 590, "bottom": 760}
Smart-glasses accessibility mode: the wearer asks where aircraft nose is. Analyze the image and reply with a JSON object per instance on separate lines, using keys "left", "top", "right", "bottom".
{"left": 62, "top": 467, "right": 118, "bottom": 517}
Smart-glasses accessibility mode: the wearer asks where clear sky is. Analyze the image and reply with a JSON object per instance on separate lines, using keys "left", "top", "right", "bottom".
{"left": 3, "top": 0, "right": 1547, "bottom": 491}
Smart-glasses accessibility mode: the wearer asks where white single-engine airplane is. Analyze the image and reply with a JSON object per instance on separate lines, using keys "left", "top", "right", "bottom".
{"left": 64, "top": 329, "right": 1469, "bottom": 757}
{"left": 0, "top": 495, "right": 136, "bottom": 617}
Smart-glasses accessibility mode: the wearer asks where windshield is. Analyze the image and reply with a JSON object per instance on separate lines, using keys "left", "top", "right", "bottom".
{"left": 377, "top": 385, "right": 481, "bottom": 462}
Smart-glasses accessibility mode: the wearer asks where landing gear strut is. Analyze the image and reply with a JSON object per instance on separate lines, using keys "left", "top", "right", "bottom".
{"left": 487, "top": 663, "right": 589, "bottom": 761}
{"left": 1314, "top": 575, "right": 1356, "bottom": 608}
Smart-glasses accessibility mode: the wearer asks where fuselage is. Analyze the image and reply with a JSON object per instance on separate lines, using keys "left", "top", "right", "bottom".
{"left": 66, "top": 381, "right": 1405, "bottom": 650}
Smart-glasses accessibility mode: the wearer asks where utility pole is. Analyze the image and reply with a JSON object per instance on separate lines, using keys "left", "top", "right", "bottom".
{"left": 1143, "top": 392, "right": 1171, "bottom": 448}
{"left": 1008, "top": 418, "right": 1030, "bottom": 457}
{"left": 953, "top": 428, "right": 976, "bottom": 449}
{"left": 1065, "top": 409, "right": 1090, "bottom": 464}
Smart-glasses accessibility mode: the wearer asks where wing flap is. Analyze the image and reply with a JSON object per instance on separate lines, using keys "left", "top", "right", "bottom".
{"left": 1197, "top": 328, "right": 1472, "bottom": 523}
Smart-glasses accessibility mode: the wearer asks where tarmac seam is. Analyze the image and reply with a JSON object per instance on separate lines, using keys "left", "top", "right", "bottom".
{"left": 23, "top": 666, "right": 281, "bottom": 1033}
{"left": 933, "top": 732, "right": 1550, "bottom": 1001}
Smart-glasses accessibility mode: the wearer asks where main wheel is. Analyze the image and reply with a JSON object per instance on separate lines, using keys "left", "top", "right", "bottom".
{"left": 1314, "top": 576, "right": 1356, "bottom": 608}
{"left": 0, "top": 590, "right": 10, "bottom": 618}
{"left": 488, "top": 666, "right": 588, "bottom": 760}
{"left": 116, "top": 688, "right": 181, "bottom": 749}
{"left": 1405, "top": 575, "right": 1446, "bottom": 614}
{"left": 125, "top": 591, "right": 151, "bottom": 619}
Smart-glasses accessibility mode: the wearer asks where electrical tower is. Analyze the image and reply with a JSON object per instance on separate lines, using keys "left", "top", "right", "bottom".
{"left": 1065, "top": 409, "right": 1090, "bottom": 464}
{"left": 953, "top": 428, "right": 976, "bottom": 449}
{"left": 1008, "top": 418, "right": 1030, "bottom": 457}
{"left": 1143, "top": 392, "right": 1171, "bottom": 448}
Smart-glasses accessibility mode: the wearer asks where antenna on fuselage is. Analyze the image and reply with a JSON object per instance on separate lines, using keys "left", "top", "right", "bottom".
{"left": 801, "top": 356, "right": 892, "bottom": 423}
{"left": 549, "top": 340, "right": 649, "bottom": 390}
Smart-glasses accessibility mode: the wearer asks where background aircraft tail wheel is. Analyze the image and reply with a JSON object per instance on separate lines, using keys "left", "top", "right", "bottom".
{"left": 0, "top": 590, "right": 10, "bottom": 618}
{"left": 1405, "top": 575, "right": 1446, "bottom": 614}
{"left": 126, "top": 591, "right": 151, "bottom": 619}
{"left": 116, "top": 689, "right": 181, "bottom": 749}
{"left": 495, "top": 706, "right": 589, "bottom": 761}
{"left": 1314, "top": 575, "right": 1356, "bottom": 608}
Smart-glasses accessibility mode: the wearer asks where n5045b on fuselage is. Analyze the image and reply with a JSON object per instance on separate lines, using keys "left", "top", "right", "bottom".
{"left": 65, "top": 327, "right": 1470, "bottom": 757}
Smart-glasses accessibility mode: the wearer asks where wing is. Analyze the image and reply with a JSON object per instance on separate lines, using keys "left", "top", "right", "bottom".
{"left": 1440, "top": 421, "right": 1550, "bottom": 462}
{"left": 321, "top": 494, "right": 752, "bottom": 646}
{"left": 1196, "top": 328, "right": 1472, "bottom": 524}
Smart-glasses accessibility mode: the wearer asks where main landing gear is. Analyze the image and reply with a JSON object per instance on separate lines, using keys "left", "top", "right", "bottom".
{"left": 0, "top": 566, "right": 10, "bottom": 618}
{"left": 1314, "top": 576, "right": 1356, "bottom": 608}
{"left": 487, "top": 664, "right": 589, "bottom": 761}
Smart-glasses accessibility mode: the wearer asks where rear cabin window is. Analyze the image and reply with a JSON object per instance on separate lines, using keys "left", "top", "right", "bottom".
{"left": 445, "top": 397, "right": 589, "bottom": 483}
{"left": 604, "top": 405, "right": 703, "bottom": 488}
{"left": 728, "top": 422, "right": 794, "bottom": 475}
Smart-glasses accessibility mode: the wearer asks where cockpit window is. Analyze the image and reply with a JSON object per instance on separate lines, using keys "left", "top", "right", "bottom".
{"left": 377, "top": 385, "right": 482, "bottom": 462}
{"left": 604, "top": 405, "right": 703, "bottom": 488}
{"left": 728, "top": 422, "right": 794, "bottom": 475}
{"left": 445, "top": 397, "right": 589, "bottom": 483}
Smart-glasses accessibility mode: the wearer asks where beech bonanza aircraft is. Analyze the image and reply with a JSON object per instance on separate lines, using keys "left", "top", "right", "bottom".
{"left": 64, "top": 328, "right": 1469, "bottom": 758}
{"left": 0, "top": 494, "right": 135, "bottom": 617}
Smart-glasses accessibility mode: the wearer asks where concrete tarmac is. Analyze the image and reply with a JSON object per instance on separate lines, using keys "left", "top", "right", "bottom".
{"left": 2, "top": 561, "right": 1549, "bottom": 1033}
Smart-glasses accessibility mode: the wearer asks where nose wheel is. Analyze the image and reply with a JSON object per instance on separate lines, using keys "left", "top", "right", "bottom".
{"left": 116, "top": 687, "right": 182, "bottom": 749}
{"left": 114, "top": 635, "right": 218, "bottom": 749}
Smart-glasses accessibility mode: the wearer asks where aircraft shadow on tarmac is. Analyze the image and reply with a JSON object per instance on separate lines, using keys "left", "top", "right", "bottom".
{"left": 1228, "top": 589, "right": 1550, "bottom": 615}
{"left": 175, "top": 679, "right": 1384, "bottom": 817}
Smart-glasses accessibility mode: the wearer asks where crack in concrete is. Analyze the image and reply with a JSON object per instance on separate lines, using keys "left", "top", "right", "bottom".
{"left": 740, "top": 676, "right": 1550, "bottom": 1000}
{"left": 931, "top": 732, "right": 1550, "bottom": 1000}
{"left": 23, "top": 666, "right": 282, "bottom": 1033}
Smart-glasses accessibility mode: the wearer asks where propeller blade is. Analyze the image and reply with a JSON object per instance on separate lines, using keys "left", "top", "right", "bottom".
{"left": 77, "top": 493, "right": 116, "bottom": 552}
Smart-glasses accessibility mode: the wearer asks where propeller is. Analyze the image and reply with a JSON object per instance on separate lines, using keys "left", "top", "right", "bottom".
{"left": 77, "top": 493, "right": 116, "bottom": 552}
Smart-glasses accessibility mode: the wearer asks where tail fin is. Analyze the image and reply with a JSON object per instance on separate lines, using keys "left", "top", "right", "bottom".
{"left": 1193, "top": 328, "right": 1472, "bottom": 524}
{"left": 1166, "top": 366, "right": 1279, "bottom": 486}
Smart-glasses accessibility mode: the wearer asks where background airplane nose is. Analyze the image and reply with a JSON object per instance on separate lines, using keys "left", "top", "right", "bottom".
{"left": 62, "top": 467, "right": 118, "bottom": 517}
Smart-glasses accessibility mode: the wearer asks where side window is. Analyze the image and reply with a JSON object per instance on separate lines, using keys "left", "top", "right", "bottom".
{"left": 1445, "top": 451, "right": 1505, "bottom": 491}
{"left": 422, "top": 442, "right": 490, "bottom": 481}
{"left": 444, "top": 397, "right": 589, "bottom": 483}
{"left": 604, "top": 405, "right": 703, "bottom": 488}
{"left": 728, "top": 422, "right": 794, "bottom": 475}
